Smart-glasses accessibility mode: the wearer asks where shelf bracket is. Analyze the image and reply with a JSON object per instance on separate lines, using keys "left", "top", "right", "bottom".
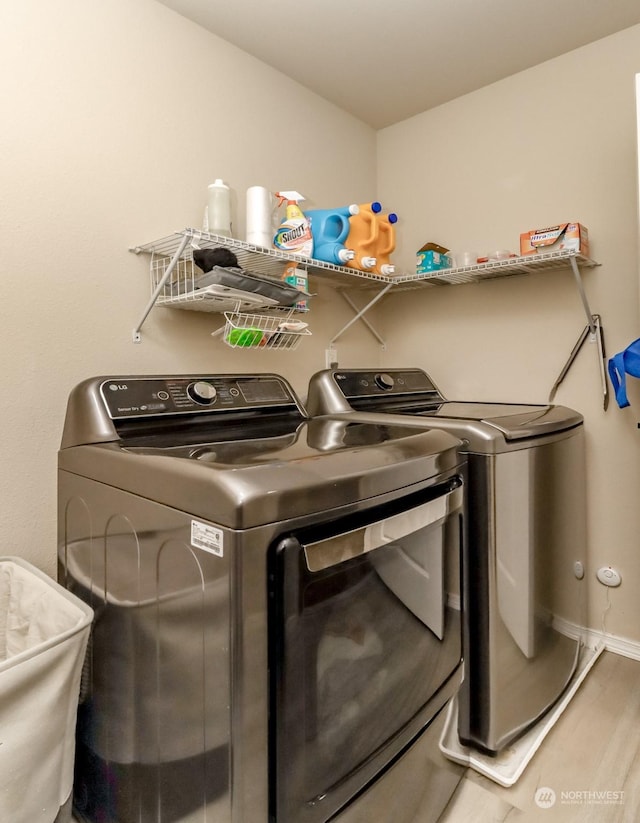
{"left": 132, "top": 233, "right": 191, "bottom": 342}
{"left": 548, "top": 256, "right": 608, "bottom": 409}
{"left": 327, "top": 284, "right": 392, "bottom": 367}
{"left": 568, "top": 255, "right": 596, "bottom": 335}
{"left": 330, "top": 284, "right": 392, "bottom": 347}
{"left": 548, "top": 314, "right": 609, "bottom": 410}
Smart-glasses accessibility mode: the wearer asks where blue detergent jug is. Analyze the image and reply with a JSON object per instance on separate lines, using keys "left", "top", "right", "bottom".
{"left": 608, "top": 338, "right": 640, "bottom": 408}
{"left": 305, "top": 205, "right": 359, "bottom": 265}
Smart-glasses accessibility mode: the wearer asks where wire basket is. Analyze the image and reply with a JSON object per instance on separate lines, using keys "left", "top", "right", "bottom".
{"left": 150, "top": 253, "right": 287, "bottom": 312}
{"left": 221, "top": 311, "right": 311, "bottom": 351}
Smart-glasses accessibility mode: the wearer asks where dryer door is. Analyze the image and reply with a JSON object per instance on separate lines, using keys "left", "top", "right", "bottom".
{"left": 268, "top": 477, "right": 463, "bottom": 823}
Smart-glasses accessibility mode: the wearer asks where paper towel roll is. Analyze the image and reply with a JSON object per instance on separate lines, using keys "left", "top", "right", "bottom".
{"left": 246, "top": 186, "right": 275, "bottom": 247}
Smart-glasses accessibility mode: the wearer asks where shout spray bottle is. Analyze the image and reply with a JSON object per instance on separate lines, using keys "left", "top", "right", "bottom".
{"left": 273, "top": 192, "right": 313, "bottom": 257}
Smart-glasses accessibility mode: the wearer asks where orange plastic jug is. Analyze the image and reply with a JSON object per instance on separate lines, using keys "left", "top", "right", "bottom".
{"left": 345, "top": 202, "right": 381, "bottom": 272}
{"left": 373, "top": 212, "right": 398, "bottom": 275}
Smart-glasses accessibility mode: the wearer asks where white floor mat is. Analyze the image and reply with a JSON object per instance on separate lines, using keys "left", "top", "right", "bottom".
{"left": 438, "top": 641, "right": 604, "bottom": 787}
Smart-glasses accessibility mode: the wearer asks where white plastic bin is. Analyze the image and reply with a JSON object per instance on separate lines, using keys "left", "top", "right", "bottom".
{"left": 0, "top": 557, "right": 93, "bottom": 823}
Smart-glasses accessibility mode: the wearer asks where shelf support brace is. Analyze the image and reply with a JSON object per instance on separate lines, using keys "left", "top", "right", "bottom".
{"left": 548, "top": 314, "right": 608, "bottom": 410}
{"left": 330, "top": 284, "right": 392, "bottom": 347}
{"left": 132, "top": 233, "right": 191, "bottom": 342}
{"left": 569, "top": 255, "right": 596, "bottom": 336}
{"left": 326, "top": 284, "right": 392, "bottom": 366}
{"left": 337, "top": 291, "right": 387, "bottom": 347}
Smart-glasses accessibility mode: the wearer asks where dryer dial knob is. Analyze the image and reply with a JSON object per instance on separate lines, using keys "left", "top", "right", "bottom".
{"left": 188, "top": 381, "right": 217, "bottom": 405}
{"left": 375, "top": 373, "right": 395, "bottom": 390}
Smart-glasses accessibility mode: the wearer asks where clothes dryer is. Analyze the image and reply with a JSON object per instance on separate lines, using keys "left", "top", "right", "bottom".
{"left": 58, "top": 373, "right": 465, "bottom": 823}
{"left": 307, "top": 367, "right": 587, "bottom": 755}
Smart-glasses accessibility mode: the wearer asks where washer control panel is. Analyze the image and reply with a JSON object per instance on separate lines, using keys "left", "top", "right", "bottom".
{"left": 100, "top": 375, "right": 297, "bottom": 419}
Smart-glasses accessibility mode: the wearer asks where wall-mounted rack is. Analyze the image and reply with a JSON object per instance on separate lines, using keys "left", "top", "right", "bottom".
{"left": 130, "top": 230, "right": 605, "bottom": 405}
{"left": 131, "top": 228, "right": 598, "bottom": 322}
{"left": 131, "top": 228, "right": 599, "bottom": 291}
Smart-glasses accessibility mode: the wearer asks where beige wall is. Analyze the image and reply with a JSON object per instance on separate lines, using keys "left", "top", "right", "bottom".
{"left": 377, "top": 25, "right": 640, "bottom": 641}
{"left": 2, "top": 2, "right": 640, "bottom": 644}
{"left": 0, "top": 0, "right": 379, "bottom": 573}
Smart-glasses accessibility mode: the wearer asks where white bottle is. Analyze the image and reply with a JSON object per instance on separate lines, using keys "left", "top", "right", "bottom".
{"left": 206, "top": 179, "right": 232, "bottom": 237}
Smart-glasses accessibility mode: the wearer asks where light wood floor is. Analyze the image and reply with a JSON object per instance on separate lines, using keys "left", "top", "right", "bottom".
{"left": 72, "top": 651, "right": 640, "bottom": 823}
{"left": 436, "top": 650, "right": 640, "bottom": 822}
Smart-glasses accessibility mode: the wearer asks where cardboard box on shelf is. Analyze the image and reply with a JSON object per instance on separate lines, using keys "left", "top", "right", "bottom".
{"left": 417, "top": 242, "right": 453, "bottom": 273}
{"left": 520, "top": 223, "right": 589, "bottom": 257}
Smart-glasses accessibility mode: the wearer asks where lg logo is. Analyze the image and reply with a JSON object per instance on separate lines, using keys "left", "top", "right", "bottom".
{"left": 534, "top": 787, "right": 556, "bottom": 809}
{"left": 109, "top": 384, "right": 128, "bottom": 391}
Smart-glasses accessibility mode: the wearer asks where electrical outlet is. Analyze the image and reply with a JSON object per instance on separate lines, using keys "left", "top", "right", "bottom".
{"left": 596, "top": 566, "right": 621, "bottom": 587}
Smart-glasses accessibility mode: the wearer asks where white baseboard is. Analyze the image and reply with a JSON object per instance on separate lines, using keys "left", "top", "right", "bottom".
{"left": 583, "top": 628, "right": 640, "bottom": 661}
{"left": 552, "top": 614, "right": 640, "bottom": 662}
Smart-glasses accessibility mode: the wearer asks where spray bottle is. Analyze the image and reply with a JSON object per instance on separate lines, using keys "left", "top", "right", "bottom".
{"left": 273, "top": 192, "right": 313, "bottom": 257}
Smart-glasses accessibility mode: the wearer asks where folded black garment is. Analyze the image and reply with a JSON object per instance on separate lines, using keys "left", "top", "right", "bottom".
{"left": 193, "top": 247, "right": 239, "bottom": 272}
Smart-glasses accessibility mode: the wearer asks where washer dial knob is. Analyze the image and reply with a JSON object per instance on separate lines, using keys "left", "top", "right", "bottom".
{"left": 374, "top": 373, "right": 395, "bottom": 390}
{"left": 187, "top": 381, "right": 217, "bottom": 405}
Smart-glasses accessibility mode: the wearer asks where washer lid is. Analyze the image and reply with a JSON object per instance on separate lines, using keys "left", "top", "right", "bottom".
{"left": 343, "top": 398, "right": 582, "bottom": 441}
{"left": 426, "top": 402, "right": 583, "bottom": 440}
{"left": 306, "top": 369, "right": 583, "bottom": 443}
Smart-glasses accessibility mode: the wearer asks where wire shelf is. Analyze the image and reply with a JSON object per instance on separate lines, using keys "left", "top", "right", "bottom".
{"left": 130, "top": 229, "right": 600, "bottom": 344}
{"left": 220, "top": 311, "right": 311, "bottom": 351}
{"left": 132, "top": 229, "right": 599, "bottom": 292}
{"left": 132, "top": 228, "right": 393, "bottom": 292}
{"left": 391, "top": 249, "right": 600, "bottom": 289}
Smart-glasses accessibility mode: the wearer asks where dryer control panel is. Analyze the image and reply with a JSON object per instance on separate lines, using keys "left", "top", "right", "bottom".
{"left": 100, "top": 375, "right": 300, "bottom": 419}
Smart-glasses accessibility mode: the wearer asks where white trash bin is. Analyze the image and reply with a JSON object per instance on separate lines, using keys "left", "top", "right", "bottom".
{"left": 0, "top": 557, "right": 93, "bottom": 823}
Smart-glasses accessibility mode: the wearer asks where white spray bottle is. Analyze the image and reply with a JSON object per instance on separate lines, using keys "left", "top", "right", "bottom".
{"left": 273, "top": 191, "right": 313, "bottom": 257}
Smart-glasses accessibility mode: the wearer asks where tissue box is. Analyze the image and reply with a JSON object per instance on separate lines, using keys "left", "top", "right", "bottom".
{"left": 520, "top": 223, "right": 589, "bottom": 257}
{"left": 417, "top": 243, "right": 453, "bottom": 273}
